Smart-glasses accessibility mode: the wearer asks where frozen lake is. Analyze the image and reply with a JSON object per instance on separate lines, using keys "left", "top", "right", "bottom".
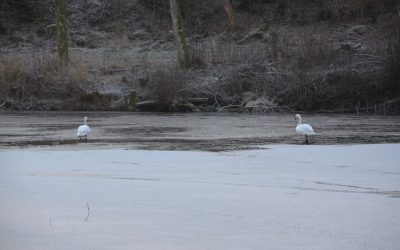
{"left": 1, "top": 112, "right": 400, "bottom": 150}
{"left": 1, "top": 144, "right": 400, "bottom": 250}
{"left": 1, "top": 112, "right": 400, "bottom": 249}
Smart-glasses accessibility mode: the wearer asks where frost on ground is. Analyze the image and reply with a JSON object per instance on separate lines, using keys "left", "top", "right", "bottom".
{"left": 0, "top": 144, "right": 400, "bottom": 250}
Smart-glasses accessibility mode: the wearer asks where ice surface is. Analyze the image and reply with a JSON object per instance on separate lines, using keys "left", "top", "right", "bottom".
{"left": 1, "top": 144, "right": 400, "bottom": 250}
{"left": 2, "top": 112, "right": 400, "bottom": 150}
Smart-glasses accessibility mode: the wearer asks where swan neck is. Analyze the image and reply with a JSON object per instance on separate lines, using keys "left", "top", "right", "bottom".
{"left": 297, "top": 117, "right": 302, "bottom": 125}
{"left": 84, "top": 118, "right": 87, "bottom": 125}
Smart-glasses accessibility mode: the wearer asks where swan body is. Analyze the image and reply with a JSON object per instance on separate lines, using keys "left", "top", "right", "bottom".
{"left": 77, "top": 117, "right": 91, "bottom": 141}
{"left": 295, "top": 114, "right": 315, "bottom": 144}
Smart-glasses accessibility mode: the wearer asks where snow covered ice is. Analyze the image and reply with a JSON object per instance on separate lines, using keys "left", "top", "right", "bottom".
{"left": 1, "top": 144, "right": 399, "bottom": 250}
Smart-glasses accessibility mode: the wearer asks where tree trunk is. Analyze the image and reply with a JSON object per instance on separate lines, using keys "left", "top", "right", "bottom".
{"left": 333, "top": 0, "right": 341, "bottom": 21}
{"left": 398, "top": 0, "right": 400, "bottom": 17}
{"left": 169, "top": 0, "right": 190, "bottom": 68}
{"left": 56, "top": 0, "right": 69, "bottom": 65}
{"left": 112, "top": 0, "right": 124, "bottom": 36}
{"left": 271, "top": 31, "right": 278, "bottom": 61}
{"left": 223, "top": 0, "right": 239, "bottom": 31}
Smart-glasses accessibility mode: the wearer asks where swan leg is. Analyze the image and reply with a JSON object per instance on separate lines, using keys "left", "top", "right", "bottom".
{"left": 85, "top": 135, "right": 88, "bottom": 142}
{"left": 305, "top": 135, "right": 309, "bottom": 144}
{"left": 79, "top": 136, "right": 82, "bottom": 141}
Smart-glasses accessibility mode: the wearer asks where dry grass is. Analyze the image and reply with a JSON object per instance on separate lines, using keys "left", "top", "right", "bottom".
{"left": 0, "top": 56, "right": 30, "bottom": 85}
{"left": 190, "top": 40, "right": 267, "bottom": 65}
{"left": 0, "top": 52, "right": 88, "bottom": 109}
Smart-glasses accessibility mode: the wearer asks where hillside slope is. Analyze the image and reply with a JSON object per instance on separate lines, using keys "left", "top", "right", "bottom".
{"left": 0, "top": 0, "right": 399, "bottom": 113}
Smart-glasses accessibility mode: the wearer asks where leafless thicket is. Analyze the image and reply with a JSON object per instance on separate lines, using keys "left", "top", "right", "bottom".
{"left": 184, "top": 19, "right": 400, "bottom": 113}
{"left": 0, "top": 51, "right": 87, "bottom": 109}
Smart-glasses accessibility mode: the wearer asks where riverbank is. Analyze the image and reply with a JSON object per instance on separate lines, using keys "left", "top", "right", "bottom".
{"left": 1, "top": 2, "right": 399, "bottom": 114}
{"left": 1, "top": 144, "right": 399, "bottom": 250}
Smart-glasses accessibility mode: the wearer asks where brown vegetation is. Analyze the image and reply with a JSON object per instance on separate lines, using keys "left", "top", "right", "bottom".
{"left": 0, "top": 53, "right": 86, "bottom": 110}
{"left": 0, "top": 0, "right": 399, "bottom": 113}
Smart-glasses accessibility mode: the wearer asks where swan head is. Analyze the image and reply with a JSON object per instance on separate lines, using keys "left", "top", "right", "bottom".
{"left": 295, "top": 114, "right": 302, "bottom": 124}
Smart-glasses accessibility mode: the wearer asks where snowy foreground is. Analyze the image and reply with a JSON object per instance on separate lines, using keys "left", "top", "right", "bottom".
{"left": 1, "top": 144, "right": 400, "bottom": 250}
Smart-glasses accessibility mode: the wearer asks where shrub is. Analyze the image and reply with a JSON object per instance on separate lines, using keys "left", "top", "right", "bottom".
{"left": 146, "top": 67, "right": 185, "bottom": 110}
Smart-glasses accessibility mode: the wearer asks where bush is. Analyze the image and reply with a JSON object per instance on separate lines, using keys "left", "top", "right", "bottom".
{"left": 5, "top": 0, "right": 48, "bottom": 23}
{"left": 146, "top": 67, "right": 185, "bottom": 110}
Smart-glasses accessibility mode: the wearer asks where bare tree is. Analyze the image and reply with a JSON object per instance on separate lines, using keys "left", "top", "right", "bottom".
{"left": 271, "top": 31, "right": 278, "bottom": 61}
{"left": 398, "top": 0, "right": 400, "bottom": 17}
{"left": 223, "top": 0, "right": 240, "bottom": 31}
{"left": 112, "top": 0, "right": 124, "bottom": 36}
{"left": 56, "top": 0, "right": 69, "bottom": 65}
{"left": 169, "top": 0, "right": 190, "bottom": 68}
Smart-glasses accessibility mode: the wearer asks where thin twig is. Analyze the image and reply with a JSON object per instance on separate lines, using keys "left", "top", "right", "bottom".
{"left": 85, "top": 203, "right": 90, "bottom": 222}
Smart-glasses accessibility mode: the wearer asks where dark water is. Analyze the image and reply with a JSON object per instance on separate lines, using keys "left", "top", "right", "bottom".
{"left": 1, "top": 112, "right": 400, "bottom": 151}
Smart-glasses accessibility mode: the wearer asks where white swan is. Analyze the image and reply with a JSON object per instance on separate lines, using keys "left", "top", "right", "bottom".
{"left": 295, "top": 114, "right": 315, "bottom": 144}
{"left": 77, "top": 116, "right": 91, "bottom": 141}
